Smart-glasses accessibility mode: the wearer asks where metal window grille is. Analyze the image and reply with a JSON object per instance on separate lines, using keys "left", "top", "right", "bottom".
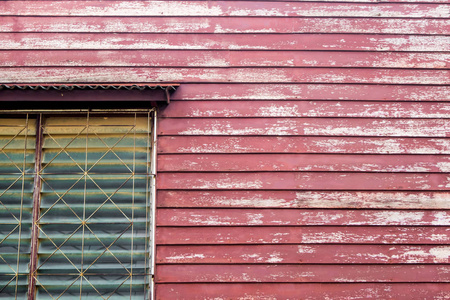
{"left": 0, "top": 110, "right": 156, "bottom": 299}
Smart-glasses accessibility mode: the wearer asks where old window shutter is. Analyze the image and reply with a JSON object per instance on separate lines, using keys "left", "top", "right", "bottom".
{"left": 37, "top": 113, "right": 152, "bottom": 299}
{"left": 0, "top": 116, "right": 36, "bottom": 298}
{"left": 0, "top": 112, "right": 155, "bottom": 299}
{"left": 1, "top": 112, "right": 155, "bottom": 299}
{"left": 0, "top": 84, "right": 177, "bottom": 299}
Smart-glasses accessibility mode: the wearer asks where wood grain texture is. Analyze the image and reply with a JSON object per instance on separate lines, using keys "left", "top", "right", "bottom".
{"left": 2, "top": 17, "right": 448, "bottom": 35}
{"left": 2, "top": 2, "right": 448, "bottom": 17}
{"left": 159, "top": 101, "right": 450, "bottom": 118}
{"left": 156, "top": 264, "right": 450, "bottom": 283}
{"left": 157, "top": 208, "right": 450, "bottom": 226}
{"left": 155, "top": 283, "right": 450, "bottom": 300}
{"left": 170, "top": 84, "right": 450, "bottom": 101}
{"left": 158, "top": 172, "right": 450, "bottom": 190}
{"left": 2, "top": 33, "right": 448, "bottom": 51}
{"left": 158, "top": 136, "right": 450, "bottom": 154}
{"left": 158, "top": 154, "right": 450, "bottom": 172}
{"left": 157, "top": 227, "right": 450, "bottom": 245}
{"left": 158, "top": 190, "right": 450, "bottom": 209}
{"left": 158, "top": 118, "right": 449, "bottom": 137}
{"left": 2, "top": 51, "right": 448, "bottom": 69}
{"left": 157, "top": 245, "right": 450, "bottom": 264}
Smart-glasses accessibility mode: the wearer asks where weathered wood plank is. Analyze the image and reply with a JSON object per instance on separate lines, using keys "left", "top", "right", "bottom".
{"left": 3, "top": 68, "right": 449, "bottom": 84}
{"left": 158, "top": 137, "right": 450, "bottom": 154}
{"left": 158, "top": 118, "right": 449, "bottom": 137}
{"left": 155, "top": 283, "right": 450, "bottom": 300}
{"left": 158, "top": 191, "right": 450, "bottom": 209}
{"left": 2, "top": 50, "right": 448, "bottom": 69}
{"left": 2, "top": 1, "right": 447, "bottom": 18}
{"left": 159, "top": 101, "right": 450, "bottom": 118}
{"left": 158, "top": 173, "right": 450, "bottom": 190}
{"left": 157, "top": 245, "right": 450, "bottom": 264}
{"left": 170, "top": 84, "right": 450, "bottom": 101}
{"left": 2, "top": 17, "right": 448, "bottom": 35}
{"left": 158, "top": 154, "right": 450, "bottom": 172}
{"left": 156, "top": 265, "right": 450, "bottom": 283}
{"left": 157, "top": 209, "right": 450, "bottom": 226}
{"left": 1, "top": 33, "right": 448, "bottom": 51}
{"left": 156, "top": 227, "right": 450, "bottom": 244}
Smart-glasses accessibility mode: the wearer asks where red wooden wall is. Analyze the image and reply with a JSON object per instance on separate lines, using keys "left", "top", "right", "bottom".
{"left": 2, "top": 0, "right": 450, "bottom": 299}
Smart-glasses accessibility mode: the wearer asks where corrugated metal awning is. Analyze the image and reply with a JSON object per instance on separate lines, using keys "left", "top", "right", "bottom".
{"left": 0, "top": 83, "right": 180, "bottom": 104}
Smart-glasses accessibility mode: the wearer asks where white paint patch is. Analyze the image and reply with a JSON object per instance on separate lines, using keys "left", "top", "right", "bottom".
{"left": 190, "top": 108, "right": 239, "bottom": 117}
{"left": 257, "top": 104, "right": 300, "bottom": 117}
{"left": 362, "top": 211, "right": 425, "bottom": 225}
{"left": 240, "top": 253, "right": 261, "bottom": 262}
{"left": 429, "top": 234, "right": 448, "bottom": 243}
{"left": 267, "top": 252, "right": 283, "bottom": 263}
{"left": 297, "top": 246, "right": 316, "bottom": 254}
{"left": 430, "top": 247, "right": 450, "bottom": 263}
{"left": 432, "top": 212, "right": 450, "bottom": 225}
{"left": 270, "top": 232, "right": 289, "bottom": 243}
{"left": 246, "top": 213, "right": 264, "bottom": 225}
{"left": 188, "top": 214, "right": 232, "bottom": 226}
{"left": 393, "top": 249, "right": 429, "bottom": 264}
{"left": 165, "top": 254, "right": 206, "bottom": 261}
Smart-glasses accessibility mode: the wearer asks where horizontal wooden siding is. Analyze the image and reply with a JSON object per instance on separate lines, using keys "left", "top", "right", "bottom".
{"left": 1, "top": 0, "right": 449, "bottom": 299}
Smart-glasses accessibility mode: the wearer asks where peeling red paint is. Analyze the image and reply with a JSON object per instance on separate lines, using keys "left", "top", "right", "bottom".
{"left": 2, "top": 0, "right": 449, "bottom": 298}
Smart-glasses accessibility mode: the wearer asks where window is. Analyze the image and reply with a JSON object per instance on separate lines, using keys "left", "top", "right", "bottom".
{"left": 0, "top": 110, "right": 156, "bottom": 299}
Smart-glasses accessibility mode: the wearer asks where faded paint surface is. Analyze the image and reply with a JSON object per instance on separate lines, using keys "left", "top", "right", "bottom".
{"left": 1, "top": 0, "right": 450, "bottom": 299}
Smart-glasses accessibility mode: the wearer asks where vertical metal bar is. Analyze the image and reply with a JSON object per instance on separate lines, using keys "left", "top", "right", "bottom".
{"left": 79, "top": 112, "right": 89, "bottom": 298}
{"left": 15, "top": 115, "right": 29, "bottom": 299}
{"left": 149, "top": 109, "right": 157, "bottom": 300}
{"left": 130, "top": 113, "right": 137, "bottom": 299}
{"left": 144, "top": 111, "right": 151, "bottom": 300}
{"left": 27, "top": 114, "right": 44, "bottom": 300}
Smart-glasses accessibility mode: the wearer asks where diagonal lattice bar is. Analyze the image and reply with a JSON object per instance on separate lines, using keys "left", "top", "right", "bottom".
{"left": 40, "top": 128, "right": 87, "bottom": 174}
{"left": 0, "top": 126, "right": 27, "bottom": 173}
{"left": 87, "top": 127, "right": 135, "bottom": 174}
